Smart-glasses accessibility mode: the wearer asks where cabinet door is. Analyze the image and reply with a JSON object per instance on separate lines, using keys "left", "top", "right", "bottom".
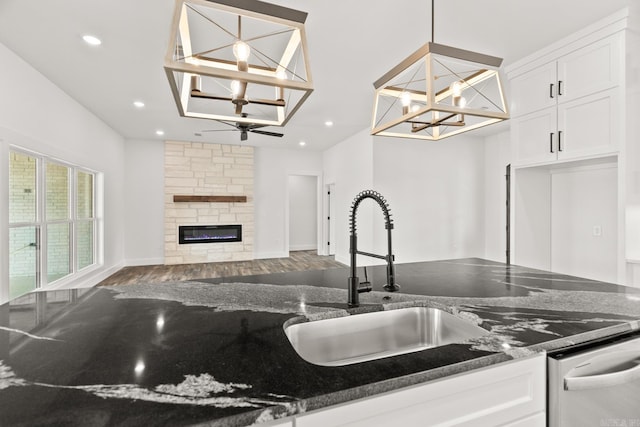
{"left": 557, "top": 89, "right": 619, "bottom": 161}
{"left": 557, "top": 33, "right": 622, "bottom": 104}
{"left": 511, "top": 107, "right": 557, "bottom": 165}
{"left": 509, "top": 61, "right": 557, "bottom": 118}
{"left": 296, "top": 354, "right": 546, "bottom": 427}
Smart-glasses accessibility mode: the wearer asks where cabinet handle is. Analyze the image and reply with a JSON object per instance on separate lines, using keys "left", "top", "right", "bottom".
{"left": 558, "top": 80, "right": 563, "bottom": 96}
{"left": 550, "top": 132, "right": 555, "bottom": 153}
{"left": 549, "top": 83, "right": 555, "bottom": 99}
{"left": 558, "top": 131, "right": 563, "bottom": 152}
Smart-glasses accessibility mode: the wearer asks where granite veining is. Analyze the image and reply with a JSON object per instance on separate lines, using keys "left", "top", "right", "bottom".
{"left": 2, "top": 258, "right": 640, "bottom": 426}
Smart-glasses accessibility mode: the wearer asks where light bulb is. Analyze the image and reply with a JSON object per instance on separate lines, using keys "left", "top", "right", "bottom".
{"left": 450, "top": 81, "right": 463, "bottom": 97}
{"left": 458, "top": 97, "right": 467, "bottom": 108}
{"left": 231, "top": 80, "right": 241, "bottom": 96}
{"left": 411, "top": 104, "right": 420, "bottom": 113}
{"left": 233, "top": 41, "right": 251, "bottom": 62}
{"left": 276, "top": 70, "right": 287, "bottom": 80}
{"left": 400, "top": 92, "right": 412, "bottom": 107}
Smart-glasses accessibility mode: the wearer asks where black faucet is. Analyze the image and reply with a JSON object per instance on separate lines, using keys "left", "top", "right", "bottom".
{"left": 348, "top": 190, "right": 399, "bottom": 308}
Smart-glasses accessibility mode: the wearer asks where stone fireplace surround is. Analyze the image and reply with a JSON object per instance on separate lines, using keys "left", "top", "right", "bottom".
{"left": 164, "top": 141, "right": 254, "bottom": 264}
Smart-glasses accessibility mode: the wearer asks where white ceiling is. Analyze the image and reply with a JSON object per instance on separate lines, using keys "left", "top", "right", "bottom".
{"left": 0, "top": 0, "right": 629, "bottom": 151}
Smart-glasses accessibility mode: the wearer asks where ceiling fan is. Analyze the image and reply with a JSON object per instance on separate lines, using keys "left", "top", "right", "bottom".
{"left": 200, "top": 114, "right": 284, "bottom": 141}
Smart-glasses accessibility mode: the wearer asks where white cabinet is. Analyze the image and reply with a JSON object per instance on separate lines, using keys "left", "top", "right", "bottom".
{"left": 510, "top": 61, "right": 557, "bottom": 118}
{"left": 294, "top": 354, "right": 546, "bottom": 427}
{"left": 252, "top": 420, "right": 293, "bottom": 427}
{"left": 556, "top": 90, "right": 619, "bottom": 160}
{"left": 557, "top": 34, "right": 621, "bottom": 103}
{"left": 511, "top": 107, "right": 557, "bottom": 165}
{"left": 508, "top": 10, "right": 628, "bottom": 284}
{"left": 509, "top": 32, "right": 623, "bottom": 166}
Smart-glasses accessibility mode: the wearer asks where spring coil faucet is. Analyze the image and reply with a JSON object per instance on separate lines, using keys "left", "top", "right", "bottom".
{"left": 348, "top": 190, "right": 399, "bottom": 307}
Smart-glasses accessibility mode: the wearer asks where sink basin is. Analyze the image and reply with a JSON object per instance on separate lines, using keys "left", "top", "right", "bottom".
{"left": 284, "top": 307, "right": 489, "bottom": 366}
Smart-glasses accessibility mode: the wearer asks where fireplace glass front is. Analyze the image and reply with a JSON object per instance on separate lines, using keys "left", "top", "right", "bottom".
{"left": 178, "top": 225, "right": 242, "bottom": 244}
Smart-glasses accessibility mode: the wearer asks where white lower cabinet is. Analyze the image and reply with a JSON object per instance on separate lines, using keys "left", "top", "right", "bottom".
{"left": 293, "top": 353, "right": 546, "bottom": 427}
{"left": 256, "top": 420, "right": 292, "bottom": 427}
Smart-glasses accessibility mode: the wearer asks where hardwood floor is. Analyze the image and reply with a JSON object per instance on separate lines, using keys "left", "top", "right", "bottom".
{"left": 97, "top": 251, "right": 345, "bottom": 286}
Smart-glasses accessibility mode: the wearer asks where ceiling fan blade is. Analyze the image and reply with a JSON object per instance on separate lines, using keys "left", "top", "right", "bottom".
{"left": 249, "top": 129, "right": 284, "bottom": 137}
{"left": 199, "top": 129, "right": 237, "bottom": 133}
{"left": 209, "top": 120, "right": 243, "bottom": 132}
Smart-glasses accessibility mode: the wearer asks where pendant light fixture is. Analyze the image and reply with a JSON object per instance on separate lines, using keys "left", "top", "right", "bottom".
{"left": 164, "top": 0, "right": 313, "bottom": 127}
{"left": 371, "top": 0, "right": 509, "bottom": 141}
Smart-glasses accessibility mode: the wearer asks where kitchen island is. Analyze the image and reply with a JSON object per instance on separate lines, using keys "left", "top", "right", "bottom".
{"left": 1, "top": 258, "right": 640, "bottom": 426}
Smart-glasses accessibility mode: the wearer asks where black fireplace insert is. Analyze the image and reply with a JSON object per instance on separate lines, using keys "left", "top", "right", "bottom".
{"left": 178, "top": 225, "right": 242, "bottom": 244}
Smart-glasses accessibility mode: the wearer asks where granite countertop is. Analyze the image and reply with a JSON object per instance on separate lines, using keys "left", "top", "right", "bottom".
{"left": 2, "top": 258, "right": 640, "bottom": 426}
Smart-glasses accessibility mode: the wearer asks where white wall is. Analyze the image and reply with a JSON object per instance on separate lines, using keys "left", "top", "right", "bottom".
{"left": 0, "top": 41, "right": 125, "bottom": 300}
{"left": 254, "top": 147, "right": 323, "bottom": 259}
{"left": 323, "top": 129, "right": 375, "bottom": 265}
{"left": 288, "top": 175, "right": 318, "bottom": 251}
{"left": 123, "top": 139, "right": 164, "bottom": 266}
{"left": 322, "top": 128, "right": 487, "bottom": 266}
{"left": 372, "top": 135, "right": 486, "bottom": 264}
{"left": 626, "top": 1, "right": 640, "bottom": 261}
{"left": 483, "top": 131, "right": 511, "bottom": 263}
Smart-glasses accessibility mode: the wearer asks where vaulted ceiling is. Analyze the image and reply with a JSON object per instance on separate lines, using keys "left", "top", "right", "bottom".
{"left": 0, "top": 0, "right": 629, "bottom": 150}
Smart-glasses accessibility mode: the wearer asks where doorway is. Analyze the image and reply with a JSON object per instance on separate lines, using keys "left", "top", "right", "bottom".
{"left": 288, "top": 175, "right": 319, "bottom": 252}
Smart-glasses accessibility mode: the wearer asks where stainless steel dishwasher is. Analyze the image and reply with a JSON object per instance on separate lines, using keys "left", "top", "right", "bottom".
{"left": 548, "top": 332, "right": 640, "bottom": 426}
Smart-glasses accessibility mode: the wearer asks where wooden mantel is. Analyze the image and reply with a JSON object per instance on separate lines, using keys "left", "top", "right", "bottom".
{"left": 173, "top": 195, "right": 247, "bottom": 203}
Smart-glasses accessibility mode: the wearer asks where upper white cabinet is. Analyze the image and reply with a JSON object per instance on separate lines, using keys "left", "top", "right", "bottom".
{"left": 509, "top": 31, "right": 623, "bottom": 166}
{"left": 510, "top": 61, "right": 557, "bottom": 118}
{"left": 509, "top": 9, "right": 629, "bottom": 284}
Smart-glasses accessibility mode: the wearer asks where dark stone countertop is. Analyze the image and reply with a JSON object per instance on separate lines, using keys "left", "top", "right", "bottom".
{"left": 2, "top": 258, "right": 640, "bottom": 426}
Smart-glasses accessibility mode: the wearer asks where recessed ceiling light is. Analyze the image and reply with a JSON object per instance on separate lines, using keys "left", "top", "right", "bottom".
{"left": 325, "top": 120, "right": 334, "bottom": 127}
{"left": 299, "top": 141, "right": 306, "bottom": 146}
{"left": 82, "top": 35, "right": 102, "bottom": 46}
{"left": 133, "top": 101, "right": 145, "bottom": 108}
{"left": 156, "top": 130, "right": 165, "bottom": 136}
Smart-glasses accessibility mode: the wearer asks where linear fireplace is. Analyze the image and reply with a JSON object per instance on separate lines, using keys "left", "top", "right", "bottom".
{"left": 178, "top": 225, "right": 242, "bottom": 244}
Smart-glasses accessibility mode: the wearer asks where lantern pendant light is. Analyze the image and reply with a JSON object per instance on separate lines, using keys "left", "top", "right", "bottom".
{"left": 371, "top": 0, "right": 509, "bottom": 141}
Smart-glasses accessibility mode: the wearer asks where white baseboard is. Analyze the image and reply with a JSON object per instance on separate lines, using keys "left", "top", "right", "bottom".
{"left": 289, "top": 244, "right": 317, "bottom": 251}
{"left": 43, "top": 261, "right": 125, "bottom": 291}
{"left": 335, "top": 254, "right": 350, "bottom": 265}
{"left": 254, "top": 251, "right": 288, "bottom": 260}
{"left": 125, "top": 257, "right": 164, "bottom": 267}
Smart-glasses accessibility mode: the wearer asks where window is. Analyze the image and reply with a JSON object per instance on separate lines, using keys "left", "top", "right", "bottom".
{"left": 8, "top": 149, "right": 99, "bottom": 300}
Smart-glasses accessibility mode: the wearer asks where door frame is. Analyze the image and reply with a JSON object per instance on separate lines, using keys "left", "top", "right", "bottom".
{"left": 285, "top": 171, "right": 323, "bottom": 255}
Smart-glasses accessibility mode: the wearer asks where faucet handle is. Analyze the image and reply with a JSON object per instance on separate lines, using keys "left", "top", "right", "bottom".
{"left": 358, "top": 282, "right": 372, "bottom": 293}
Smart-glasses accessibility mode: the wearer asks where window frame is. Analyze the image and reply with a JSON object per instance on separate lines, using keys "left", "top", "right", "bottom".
{"left": 8, "top": 147, "right": 100, "bottom": 298}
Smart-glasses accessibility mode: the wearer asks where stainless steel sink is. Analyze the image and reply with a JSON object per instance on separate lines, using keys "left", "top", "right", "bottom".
{"left": 284, "top": 306, "right": 490, "bottom": 366}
